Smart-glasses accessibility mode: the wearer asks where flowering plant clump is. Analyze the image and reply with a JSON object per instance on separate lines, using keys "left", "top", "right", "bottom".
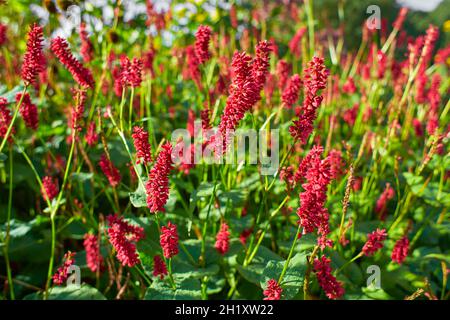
{"left": 0, "top": 1, "right": 448, "bottom": 301}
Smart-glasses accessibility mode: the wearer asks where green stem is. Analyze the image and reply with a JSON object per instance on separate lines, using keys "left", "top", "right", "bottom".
{"left": 278, "top": 225, "right": 301, "bottom": 284}
{"left": 3, "top": 147, "right": 15, "bottom": 299}
{"left": 0, "top": 86, "right": 27, "bottom": 154}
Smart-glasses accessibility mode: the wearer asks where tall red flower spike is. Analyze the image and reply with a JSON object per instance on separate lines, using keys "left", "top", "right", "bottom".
{"left": 195, "top": 25, "right": 212, "bottom": 64}
{"left": 51, "top": 37, "right": 95, "bottom": 88}
{"left": 21, "top": 23, "right": 45, "bottom": 85}
{"left": 146, "top": 143, "right": 173, "bottom": 213}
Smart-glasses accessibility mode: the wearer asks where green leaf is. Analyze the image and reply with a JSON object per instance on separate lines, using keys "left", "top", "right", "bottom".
{"left": 144, "top": 278, "right": 201, "bottom": 300}
{"left": 129, "top": 181, "right": 147, "bottom": 208}
{"left": 260, "top": 253, "right": 307, "bottom": 299}
{"left": 24, "top": 284, "right": 106, "bottom": 300}
{"left": 236, "top": 246, "right": 283, "bottom": 285}
{"left": 71, "top": 172, "right": 93, "bottom": 182}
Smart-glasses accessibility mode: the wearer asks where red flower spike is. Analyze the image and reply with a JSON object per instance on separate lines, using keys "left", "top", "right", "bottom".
{"left": 214, "top": 222, "right": 230, "bottom": 255}
{"left": 51, "top": 37, "right": 95, "bottom": 88}
{"left": 21, "top": 23, "right": 45, "bottom": 85}
{"left": 132, "top": 126, "right": 152, "bottom": 164}
{"left": 160, "top": 221, "right": 179, "bottom": 259}
{"left": 313, "top": 255, "right": 345, "bottom": 299}
{"left": 146, "top": 143, "right": 173, "bottom": 213}
{"left": 362, "top": 228, "right": 387, "bottom": 256}
{"left": 107, "top": 214, "right": 145, "bottom": 267}
{"left": 99, "top": 154, "right": 121, "bottom": 187}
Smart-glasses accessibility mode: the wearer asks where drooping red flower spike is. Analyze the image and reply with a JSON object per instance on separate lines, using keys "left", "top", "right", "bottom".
{"left": 83, "top": 234, "right": 104, "bottom": 273}
{"left": 146, "top": 142, "right": 173, "bottom": 213}
{"left": 362, "top": 228, "right": 387, "bottom": 256}
{"left": 21, "top": 23, "right": 45, "bottom": 85}
{"left": 214, "top": 222, "right": 230, "bottom": 255}
{"left": 0, "top": 24, "right": 7, "bottom": 46}
{"left": 313, "top": 255, "right": 345, "bottom": 300}
{"left": 160, "top": 221, "right": 179, "bottom": 259}
{"left": 195, "top": 25, "right": 212, "bottom": 64}
{"left": 99, "top": 154, "right": 121, "bottom": 187}
{"left": 107, "top": 214, "right": 145, "bottom": 267}
{"left": 41, "top": 176, "right": 59, "bottom": 202}
{"left": 52, "top": 251, "right": 75, "bottom": 285}
{"left": 391, "top": 236, "right": 409, "bottom": 265}
{"left": 263, "top": 279, "right": 283, "bottom": 300}
{"left": 51, "top": 36, "right": 95, "bottom": 88}
{"left": 132, "top": 126, "right": 152, "bottom": 164}
{"left": 276, "top": 60, "right": 291, "bottom": 91}
{"left": 153, "top": 255, "right": 168, "bottom": 279}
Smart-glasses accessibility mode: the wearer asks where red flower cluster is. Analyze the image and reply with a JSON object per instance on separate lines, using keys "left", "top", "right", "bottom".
{"left": 281, "top": 74, "right": 302, "bottom": 108}
{"left": 251, "top": 40, "right": 272, "bottom": 94}
{"left": 52, "top": 251, "right": 75, "bottom": 285}
{"left": 328, "top": 149, "right": 345, "bottom": 179}
{"left": 153, "top": 255, "right": 168, "bottom": 279}
{"left": 375, "top": 183, "right": 395, "bottom": 220}
{"left": 217, "top": 44, "right": 270, "bottom": 153}
{"left": 313, "top": 255, "right": 345, "bottom": 299}
{"left": 362, "top": 228, "right": 387, "bottom": 256}
{"left": 132, "top": 126, "right": 152, "bottom": 164}
{"left": 83, "top": 234, "right": 104, "bottom": 273}
{"left": 21, "top": 23, "right": 45, "bottom": 85}
{"left": 107, "top": 214, "right": 145, "bottom": 267}
{"left": 391, "top": 236, "right": 409, "bottom": 264}
{"left": 160, "top": 221, "right": 179, "bottom": 259}
{"left": 51, "top": 37, "right": 94, "bottom": 88}
{"left": 99, "top": 154, "right": 121, "bottom": 187}
{"left": 288, "top": 27, "right": 306, "bottom": 58}
{"left": 0, "top": 98, "right": 14, "bottom": 142}
{"left": 195, "top": 25, "right": 212, "bottom": 64}
{"left": 146, "top": 142, "right": 173, "bottom": 213}
{"left": 215, "top": 222, "right": 230, "bottom": 255}
{"left": 16, "top": 93, "right": 38, "bottom": 130}
{"left": 118, "top": 55, "right": 143, "bottom": 88}
{"left": 79, "top": 23, "right": 94, "bottom": 63}
{"left": 296, "top": 145, "right": 333, "bottom": 249}
{"left": 41, "top": 176, "right": 58, "bottom": 201}
{"left": 289, "top": 57, "right": 329, "bottom": 144}
{"left": 85, "top": 122, "right": 98, "bottom": 147}
{"left": 263, "top": 279, "right": 283, "bottom": 300}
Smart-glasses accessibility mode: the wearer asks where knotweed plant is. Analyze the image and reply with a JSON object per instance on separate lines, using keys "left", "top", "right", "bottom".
{"left": 0, "top": 0, "right": 448, "bottom": 301}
